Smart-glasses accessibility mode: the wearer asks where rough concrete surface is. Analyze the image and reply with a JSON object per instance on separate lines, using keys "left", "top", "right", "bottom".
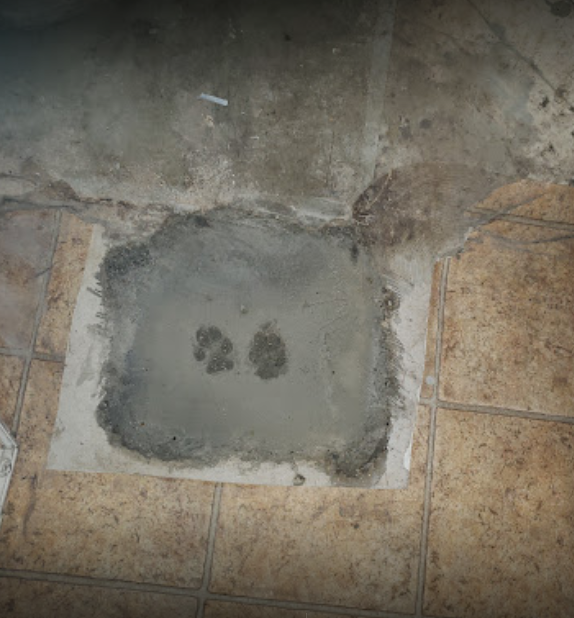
{"left": 2, "top": 0, "right": 572, "bottom": 487}
{"left": 0, "top": 0, "right": 571, "bottom": 213}
{"left": 0, "top": 0, "right": 395, "bottom": 210}
{"left": 382, "top": 0, "right": 574, "bottom": 185}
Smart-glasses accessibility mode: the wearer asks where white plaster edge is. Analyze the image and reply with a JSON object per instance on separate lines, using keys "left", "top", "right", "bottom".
{"left": 375, "top": 248, "right": 433, "bottom": 489}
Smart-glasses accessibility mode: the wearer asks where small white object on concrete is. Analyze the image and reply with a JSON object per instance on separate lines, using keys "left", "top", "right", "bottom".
{"left": 0, "top": 421, "right": 18, "bottom": 530}
{"left": 198, "top": 93, "right": 229, "bottom": 106}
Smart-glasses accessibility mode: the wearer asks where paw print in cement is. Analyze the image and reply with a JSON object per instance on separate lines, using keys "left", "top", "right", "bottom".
{"left": 194, "top": 326, "right": 234, "bottom": 374}
{"left": 248, "top": 323, "right": 288, "bottom": 380}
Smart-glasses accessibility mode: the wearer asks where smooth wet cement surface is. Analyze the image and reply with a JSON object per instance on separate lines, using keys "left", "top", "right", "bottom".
{"left": 97, "top": 210, "right": 394, "bottom": 481}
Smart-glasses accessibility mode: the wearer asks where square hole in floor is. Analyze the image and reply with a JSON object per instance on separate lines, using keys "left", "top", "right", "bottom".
{"left": 49, "top": 208, "right": 416, "bottom": 488}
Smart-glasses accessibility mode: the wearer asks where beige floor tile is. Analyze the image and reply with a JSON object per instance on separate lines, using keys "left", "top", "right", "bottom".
{"left": 210, "top": 407, "right": 430, "bottom": 613}
{"left": 0, "top": 360, "right": 215, "bottom": 589}
{"left": 475, "top": 181, "right": 574, "bottom": 225}
{"left": 420, "top": 261, "right": 443, "bottom": 400}
{"left": 0, "top": 211, "right": 57, "bottom": 350}
{"left": 36, "top": 213, "right": 93, "bottom": 357}
{"left": 440, "top": 220, "right": 574, "bottom": 415}
{"left": 205, "top": 600, "right": 355, "bottom": 618}
{"left": 0, "top": 577, "right": 196, "bottom": 618}
{"left": 0, "top": 355, "right": 24, "bottom": 428}
{"left": 424, "top": 408, "right": 574, "bottom": 618}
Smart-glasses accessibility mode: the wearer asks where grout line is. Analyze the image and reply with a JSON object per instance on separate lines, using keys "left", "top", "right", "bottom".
{"left": 417, "top": 395, "right": 574, "bottom": 426}
{"left": 33, "top": 351, "right": 66, "bottom": 363}
{"left": 415, "top": 258, "right": 450, "bottom": 618}
{"left": 433, "top": 259, "right": 450, "bottom": 400}
{"left": 203, "top": 592, "right": 414, "bottom": 617}
{"left": 0, "top": 569, "right": 413, "bottom": 617}
{"left": 0, "top": 568, "right": 200, "bottom": 597}
{"left": 0, "top": 347, "right": 65, "bottom": 363}
{"left": 11, "top": 210, "right": 62, "bottom": 437}
{"left": 0, "top": 567, "right": 416, "bottom": 618}
{"left": 436, "top": 400, "right": 574, "bottom": 425}
{"left": 196, "top": 483, "right": 223, "bottom": 618}
{"left": 0, "top": 347, "right": 27, "bottom": 359}
{"left": 468, "top": 208, "right": 574, "bottom": 233}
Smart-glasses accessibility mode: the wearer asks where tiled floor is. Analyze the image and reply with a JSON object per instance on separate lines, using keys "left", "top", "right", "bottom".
{"left": 1, "top": 184, "right": 573, "bottom": 618}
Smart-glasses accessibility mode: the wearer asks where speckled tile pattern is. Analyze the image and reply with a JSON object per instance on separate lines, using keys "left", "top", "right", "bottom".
{"left": 475, "top": 181, "right": 574, "bottom": 225}
{"left": 424, "top": 408, "right": 574, "bottom": 618}
{"left": 0, "top": 577, "right": 197, "bottom": 618}
{"left": 0, "top": 354, "right": 24, "bottom": 428}
{"left": 204, "top": 601, "right": 355, "bottom": 618}
{"left": 36, "top": 213, "right": 93, "bottom": 356}
{"left": 0, "top": 360, "right": 215, "bottom": 588}
{"left": 0, "top": 211, "right": 56, "bottom": 350}
{"left": 420, "top": 261, "right": 442, "bottom": 400}
{"left": 440, "top": 219, "right": 574, "bottom": 415}
{"left": 209, "top": 407, "right": 430, "bottom": 613}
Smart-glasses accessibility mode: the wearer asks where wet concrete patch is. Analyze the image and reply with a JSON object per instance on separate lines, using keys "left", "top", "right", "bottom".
{"left": 96, "top": 209, "right": 397, "bottom": 484}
